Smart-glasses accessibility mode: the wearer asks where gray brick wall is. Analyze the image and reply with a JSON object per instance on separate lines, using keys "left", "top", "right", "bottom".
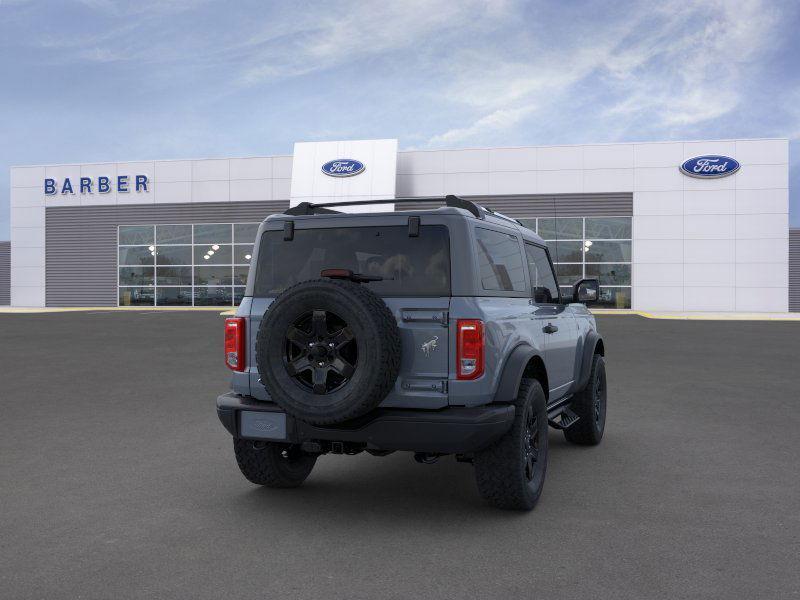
{"left": 0, "top": 241, "right": 9, "bottom": 305}
{"left": 46, "top": 201, "right": 288, "bottom": 307}
{"left": 790, "top": 228, "right": 799, "bottom": 312}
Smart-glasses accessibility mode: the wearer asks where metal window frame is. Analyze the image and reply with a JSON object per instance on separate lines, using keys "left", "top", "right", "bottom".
{"left": 534, "top": 215, "right": 634, "bottom": 308}
{"left": 117, "top": 222, "right": 259, "bottom": 308}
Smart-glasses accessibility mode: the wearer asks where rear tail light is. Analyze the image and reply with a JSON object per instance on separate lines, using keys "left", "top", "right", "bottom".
{"left": 224, "top": 317, "right": 246, "bottom": 371}
{"left": 456, "top": 319, "right": 484, "bottom": 380}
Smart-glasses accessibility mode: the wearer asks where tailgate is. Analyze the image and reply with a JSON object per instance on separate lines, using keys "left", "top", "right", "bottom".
{"left": 380, "top": 297, "right": 450, "bottom": 409}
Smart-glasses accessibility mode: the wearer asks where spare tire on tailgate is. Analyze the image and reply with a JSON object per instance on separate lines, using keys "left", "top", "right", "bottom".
{"left": 256, "top": 279, "right": 401, "bottom": 425}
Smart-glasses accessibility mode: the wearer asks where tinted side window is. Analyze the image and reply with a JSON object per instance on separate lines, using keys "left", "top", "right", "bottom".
{"left": 474, "top": 228, "right": 527, "bottom": 292}
{"left": 525, "top": 243, "right": 560, "bottom": 303}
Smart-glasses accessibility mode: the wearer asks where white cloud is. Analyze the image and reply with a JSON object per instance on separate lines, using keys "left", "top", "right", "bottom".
{"left": 423, "top": 0, "right": 787, "bottom": 146}
{"left": 428, "top": 105, "right": 535, "bottom": 145}
{"left": 239, "top": 0, "right": 513, "bottom": 85}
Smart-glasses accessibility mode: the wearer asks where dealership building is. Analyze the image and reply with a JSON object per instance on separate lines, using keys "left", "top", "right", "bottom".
{"left": 3, "top": 137, "right": 798, "bottom": 312}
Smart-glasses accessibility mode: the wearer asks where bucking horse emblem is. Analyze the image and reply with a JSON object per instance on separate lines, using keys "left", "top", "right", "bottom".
{"left": 421, "top": 336, "right": 439, "bottom": 357}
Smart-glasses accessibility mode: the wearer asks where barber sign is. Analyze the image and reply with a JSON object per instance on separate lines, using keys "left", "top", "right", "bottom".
{"left": 321, "top": 159, "right": 365, "bottom": 178}
{"left": 680, "top": 156, "right": 740, "bottom": 179}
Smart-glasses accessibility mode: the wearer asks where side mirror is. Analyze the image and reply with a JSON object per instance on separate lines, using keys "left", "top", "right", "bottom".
{"left": 572, "top": 278, "right": 600, "bottom": 304}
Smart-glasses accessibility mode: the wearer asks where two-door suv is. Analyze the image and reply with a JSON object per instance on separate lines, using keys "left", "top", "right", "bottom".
{"left": 217, "top": 196, "right": 607, "bottom": 510}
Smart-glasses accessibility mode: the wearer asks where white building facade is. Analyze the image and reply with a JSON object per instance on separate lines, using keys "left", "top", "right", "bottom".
{"left": 7, "top": 137, "right": 791, "bottom": 312}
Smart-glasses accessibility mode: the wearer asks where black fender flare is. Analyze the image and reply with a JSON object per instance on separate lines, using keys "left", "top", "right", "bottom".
{"left": 493, "top": 344, "right": 541, "bottom": 404}
{"left": 569, "top": 332, "right": 603, "bottom": 394}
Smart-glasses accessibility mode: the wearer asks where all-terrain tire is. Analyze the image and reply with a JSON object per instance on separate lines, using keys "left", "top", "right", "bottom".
{"left": 563, "top": 353, "right": 607, "bottom": 446}
{"left": 474, "top": 379, "right": 549, "bottom": 510}
{"left": 233, "top": 439, "right": 317, "bottom": 487}
{"left": 256, "top": 279, "right": 401, "bottom": 425}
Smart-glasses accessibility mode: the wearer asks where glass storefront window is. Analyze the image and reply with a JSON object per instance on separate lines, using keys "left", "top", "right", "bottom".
{"left": 156, "top": 246, "right": 192, "bottom": 266}
{"left": 194, "top": 286, "right": 233, "bottom": 306}
{"left": 119, "top": 246, "right": 154, "bottom": 266}
{"left": 234, "top": 223, "right": 260, "bottom": 244}
{"left": 546, "top": 241, "right": 583, "bottom": 262}
{"left": 194, "top": 244, "right": 232, "bottom": 265}
{"left": 118, "top": 223, "right": 259, "bottom": 306}
{"left": 585, "top": 217, "right": 631, "bottom": 239}
{"left": 117, "top": 217, "right": 632, "bottom": 308}
{"left": 157, "top": 267, "right": 192, "bottom": 286}
{"left": 194, "top": 224, "right": 231, "bottom": 244}
{"left": 233, "top": 245, "right": 253, "bottom": 264}
{"left": 156, "top": 224, "right": 192, "bottom": 245}
{"left": 233, "top": 266, "right": 249, "bottom": 285}
{"left": 119, "top": 266, "right": 154, "bottom": 286}
{"left": 528, "top": 216, "right": 632, "bottom": 309}
{"left": 119, "top": 226, "right": 154, "bottom": 245}
{"left": 596, "top": 287, "right": 631, "bottom": 309}
{"left": 538, "top": 218, "right": 582, "bottom": 240}
{"left": 554, "top": 263, "right": 582, "bottom": 284}
{"left": 584, "top": 240, "right": 631, "bottom": 262}
{"left": 195, "top": 266, "right": 232, "bottom": 286}
{"left": 585, "top": 263, "right": 631, "bottom": 285}
{"left": 157, "top": 287, "right": 192, "bottom": 306}
{"left": 119, "top": 286, "right": 155, "bottom": 306}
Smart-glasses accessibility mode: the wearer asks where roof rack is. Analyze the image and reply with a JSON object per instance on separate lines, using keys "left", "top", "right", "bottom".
{"left": 284, "top": 195, "right": 483, "bottom": 219}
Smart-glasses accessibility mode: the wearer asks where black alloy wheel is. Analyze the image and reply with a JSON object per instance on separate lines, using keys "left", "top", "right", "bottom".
{"left": 284, "top": 309, "right": 358, "bottom": 395}
{"left": 256, "top": 278, "right": 401, "bottom": 425}
{"left": 563, "top": 353, "right": 607, "bottom": 446}
{"left": 523, "top": 408, "right": 540, "bottom": 482}
{"left": 593, "top": 369, "right": 605, "bottom": 425}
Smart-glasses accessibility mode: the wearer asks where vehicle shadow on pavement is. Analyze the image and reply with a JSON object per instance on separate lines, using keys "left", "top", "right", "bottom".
{"left": 222, "top": 432, "right": 590, "bottom": 523}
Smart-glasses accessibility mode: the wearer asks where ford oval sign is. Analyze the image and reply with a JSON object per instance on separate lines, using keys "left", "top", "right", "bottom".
{"left": 321, "top": 159, "right": 365, "bottom": 177}
{"left": 680, "top": 155, "right": 740, "bottom": 178}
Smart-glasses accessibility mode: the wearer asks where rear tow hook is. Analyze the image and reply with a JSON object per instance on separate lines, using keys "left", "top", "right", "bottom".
{"left": 414, "top": 452, "right": 440, "bottom": 464}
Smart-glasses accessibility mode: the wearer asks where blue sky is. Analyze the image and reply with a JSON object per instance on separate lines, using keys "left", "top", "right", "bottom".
{"left": 1, "top": 0, "right": 799, "bottom": 237}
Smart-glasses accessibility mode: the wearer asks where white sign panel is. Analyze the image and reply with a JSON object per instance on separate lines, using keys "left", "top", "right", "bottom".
{"left": 290, "top": 139, "right": 397, "bottom": 212}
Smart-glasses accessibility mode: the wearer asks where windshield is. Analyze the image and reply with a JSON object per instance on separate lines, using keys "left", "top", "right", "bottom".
{"left": 254, "top": 225, "right": 450, "bottom": 297}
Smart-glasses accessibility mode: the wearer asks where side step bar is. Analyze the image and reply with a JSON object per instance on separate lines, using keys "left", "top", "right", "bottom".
{"left": 546, "top": 395, "right": 580, "bottom": 430}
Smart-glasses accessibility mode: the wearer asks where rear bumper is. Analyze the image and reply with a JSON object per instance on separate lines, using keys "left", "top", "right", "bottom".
{"left": 216, "top": 392, "right": 515, "bottom": 454}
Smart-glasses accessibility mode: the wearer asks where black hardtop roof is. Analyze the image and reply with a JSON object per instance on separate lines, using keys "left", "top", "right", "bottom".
{"left": 281, "top": 195, "right": 527, "bottom": 227}
{"left": 263, "top": 195, "right": 542, "bottom": 243}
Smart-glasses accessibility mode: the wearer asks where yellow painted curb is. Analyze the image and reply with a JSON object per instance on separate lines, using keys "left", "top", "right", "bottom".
{"left": 590, "top": 309, "right": 800, "bottom": 321}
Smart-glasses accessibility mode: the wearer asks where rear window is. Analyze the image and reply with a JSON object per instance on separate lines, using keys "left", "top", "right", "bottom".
{"left": 254, "top": 225, "right": 450, "bottom": 297}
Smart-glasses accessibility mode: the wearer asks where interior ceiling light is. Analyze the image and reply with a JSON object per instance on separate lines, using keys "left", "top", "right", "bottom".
{"left": 212, "top": 244, "right": 220, "bottom": 251}
{"left": 208, "top": 250, "right": 215, "bottom": 256}
{"left": 245, "top": 254, "right": 252, "bottom": 260}
{"left": 203, "top": 255, "right": 210, "bottom": 260}
{"left": 148, "top": 245, "right": 155, "bottom": 251}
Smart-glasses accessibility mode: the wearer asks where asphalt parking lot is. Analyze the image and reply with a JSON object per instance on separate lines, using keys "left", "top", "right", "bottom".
{"left": 1, "top": 312, "right": 799, "bottom": 599}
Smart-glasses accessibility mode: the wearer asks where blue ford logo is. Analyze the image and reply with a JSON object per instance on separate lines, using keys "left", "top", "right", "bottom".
{"left": 321, "top": 159, "right": 365, "bottom": 177}
{"left": 680, "top": 155, "right": 740, "bottom": 178}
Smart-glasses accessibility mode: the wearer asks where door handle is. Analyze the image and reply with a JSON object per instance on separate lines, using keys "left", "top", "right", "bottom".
{"left": 542, "top": 323, "right": 558, "bottom": 334}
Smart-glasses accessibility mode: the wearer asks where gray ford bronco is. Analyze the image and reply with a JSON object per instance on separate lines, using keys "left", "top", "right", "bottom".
{"left": 217, "top": 196, "right": 606, "bottom": 510}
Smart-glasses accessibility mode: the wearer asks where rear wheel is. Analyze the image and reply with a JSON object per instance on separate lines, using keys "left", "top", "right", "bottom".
{"left": 233, "top": 439, "right": 317, "bottom": 488}
{"left": 474, "top": 379, "right": 549, "bottom": 510}
{"left": 564, "top": 353, "right": 606, "bottom": 445}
